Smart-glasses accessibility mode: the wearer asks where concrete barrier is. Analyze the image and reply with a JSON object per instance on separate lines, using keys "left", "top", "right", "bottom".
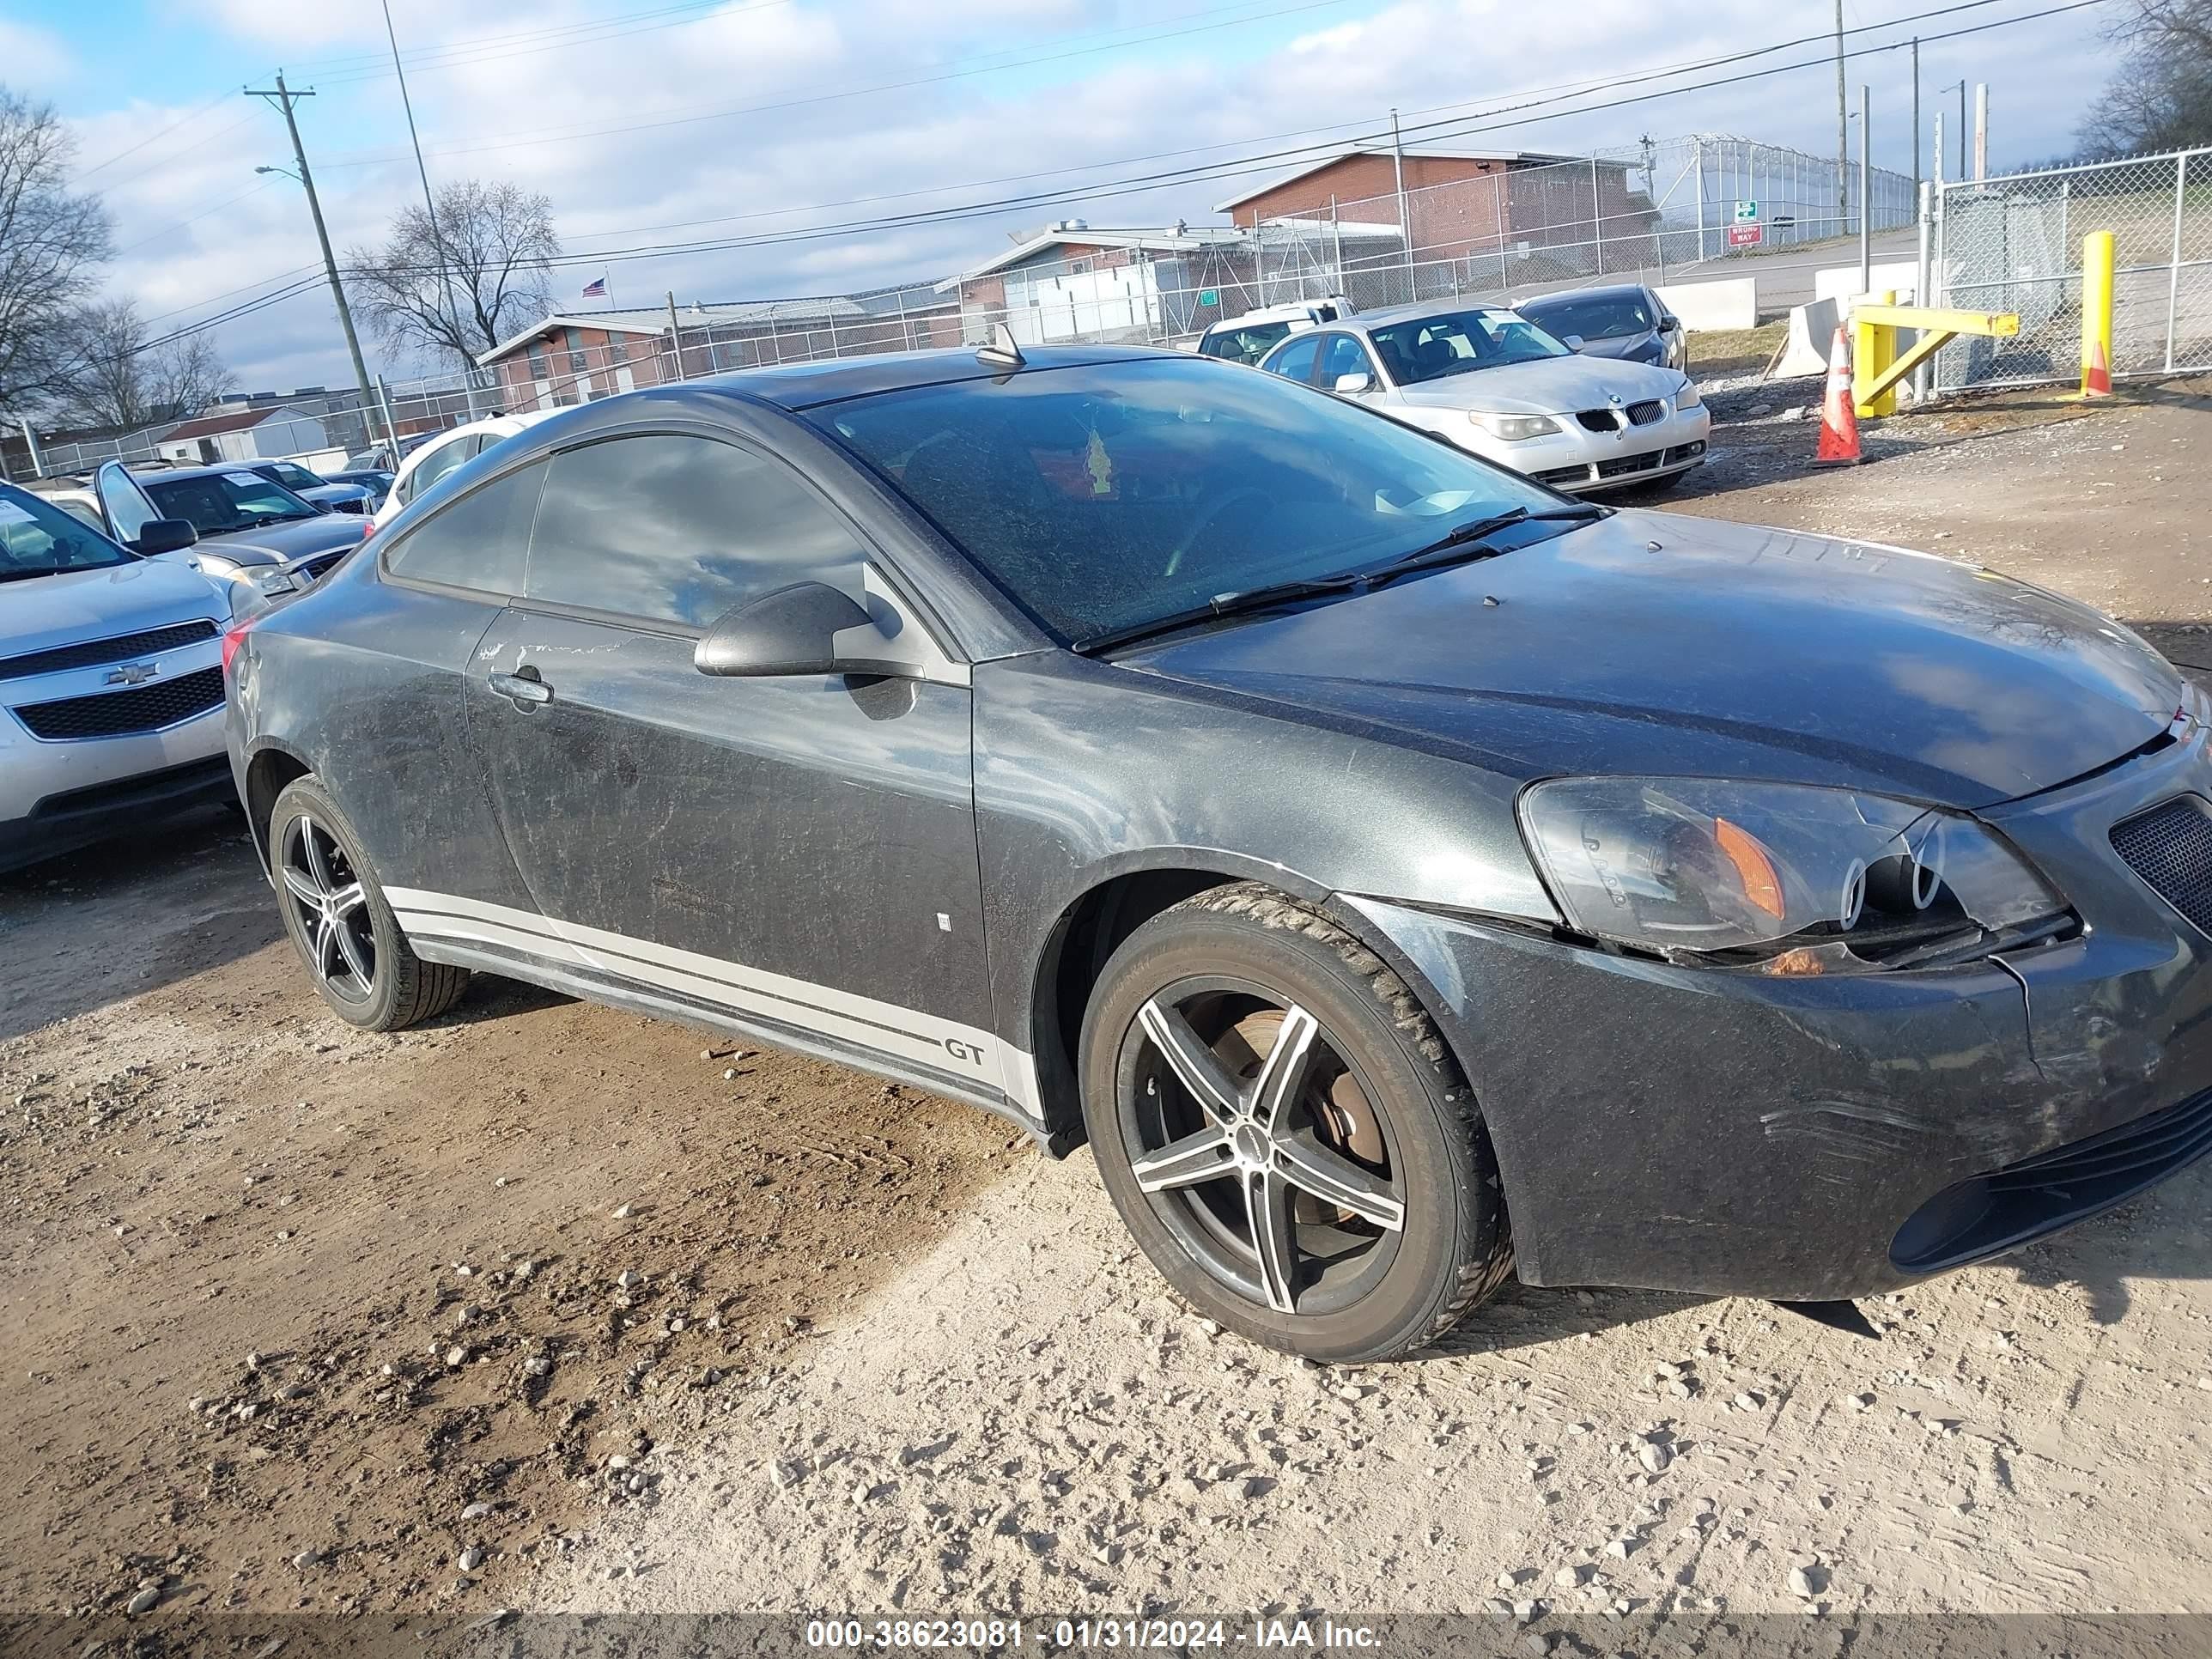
{"left": 1654, "top": 276, "right": 1759, "bottom": 332}
{"left": 1814, "top": 262, "right": 1919, "bottom": 307}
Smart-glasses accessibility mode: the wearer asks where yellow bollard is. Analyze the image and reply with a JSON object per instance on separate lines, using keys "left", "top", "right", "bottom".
{"left": 2081, "top": 231, "right": 2114, "bottom": 397}
{"left": 1853, "top": 291, "right": 1899, "bottom": 418}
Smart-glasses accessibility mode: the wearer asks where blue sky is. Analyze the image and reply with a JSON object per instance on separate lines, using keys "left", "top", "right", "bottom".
{"left": 9, "top": 0, "right": 2117, "bottom": 392}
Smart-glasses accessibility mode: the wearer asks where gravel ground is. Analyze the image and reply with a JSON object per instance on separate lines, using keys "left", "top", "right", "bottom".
{"left": 4, "top": 373, "right": 2210, "bottom": 1641}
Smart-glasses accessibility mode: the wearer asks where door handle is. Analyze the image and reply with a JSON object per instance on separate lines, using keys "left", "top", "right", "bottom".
{"left": 489, "top": 667, "right": 552, "bottom": 708}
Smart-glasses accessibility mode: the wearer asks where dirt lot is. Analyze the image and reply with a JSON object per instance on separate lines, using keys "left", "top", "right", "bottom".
{"left": 6, "top": 374, "right": 2212, "bottom": 1643}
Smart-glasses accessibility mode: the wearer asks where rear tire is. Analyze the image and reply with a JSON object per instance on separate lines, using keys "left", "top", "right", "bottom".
{"left": 268, "top": 776, "right": 468, "bottom": 1032}
{"left": 1079, "top": 882, "right": 1511, "bottom": 1362}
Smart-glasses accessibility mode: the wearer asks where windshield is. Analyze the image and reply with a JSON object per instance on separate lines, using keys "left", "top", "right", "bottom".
{"left": 1518, "top": 293, "right": 1656, "bottom": 341}
{"left": 144, "top": 471, "right": 317, "bottom": 532}
{"left": 0, "top": 487, "right": 134, "bottom": 582}
{"left": 1368, "top": 308, "right": 1571, "bottom": 386}
{"left": 813, "top": 356, "right": 1559, "bottom": 642}
{"left": 264, "top": 462, "right": 325, "bottom": 490}
{"left": 1198, "top": 320, "right": 1292, "bottom": 365}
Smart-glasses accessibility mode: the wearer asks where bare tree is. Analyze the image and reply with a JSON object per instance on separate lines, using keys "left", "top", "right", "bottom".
{"left": 52, "top": 300, "right": 234, "bottom": 433}
{"left": 347, "top": 179, "right": 558, "bottom": 369}
{"left": 2083, "top": 0, "right": 2212, "bottom": 156}
{"left": 0, "top": 87, "right": 112, "bottom": 416}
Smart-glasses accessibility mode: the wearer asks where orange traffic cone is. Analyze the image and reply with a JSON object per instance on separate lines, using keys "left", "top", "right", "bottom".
{"left": 1814, "top": 326, "right": 1860, "bottom": 465}
{"left": 2084, "top": 337, "right": 2112, "bottom": 398}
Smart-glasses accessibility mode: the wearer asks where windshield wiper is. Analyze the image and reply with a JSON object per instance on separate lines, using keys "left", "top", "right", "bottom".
{"left": 1073, "top": 505, "right": 1608, "bottom": 656}
{"left": 1393, "top": 503, "right": 1607, "bottom": 566}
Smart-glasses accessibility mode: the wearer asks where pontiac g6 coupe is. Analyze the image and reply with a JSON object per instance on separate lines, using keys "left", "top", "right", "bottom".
{"left": 225, "top": 343, "right": 2212, "bottom": 1360}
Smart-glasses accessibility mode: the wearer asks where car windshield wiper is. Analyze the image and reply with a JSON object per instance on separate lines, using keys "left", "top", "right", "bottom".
{"left": 1072, "top": 505, "right": 1609, "bottom": 656}
{"left": 1392, "top": 503, "right": 1607, "bottom": 567}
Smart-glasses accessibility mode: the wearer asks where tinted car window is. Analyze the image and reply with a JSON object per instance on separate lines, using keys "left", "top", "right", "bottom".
{"left": 0, "top": 487, "right": 134, "bottom": 579}
{"left": 524, "top": 434, "right": 867, "bottom": 629}
{"left": 143, "top": 471, "right": 317, "bottom": 532}
{"left": 1266, "top": 333, "right": 1322, "bottom": 383}
{"left": 384, "top": 460, "right": 545, "bottom": 594}
{"left": 259, "top": 462, "right": 325, "bottom": 490}
{"left": 817, "top": 356, "right": 1553, "bottom": 643}
{"left": 1518, "top": 292, "right": 1656, "bottom": 341}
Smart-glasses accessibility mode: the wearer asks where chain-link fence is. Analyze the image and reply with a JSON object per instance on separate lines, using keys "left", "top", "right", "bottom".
{"left": 1934, "top": 146, "right": 2212, "bottom": 392}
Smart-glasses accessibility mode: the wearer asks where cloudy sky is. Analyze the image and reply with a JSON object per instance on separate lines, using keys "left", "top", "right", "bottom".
{"left": 12, "top": 0, "right": 2114, "bottom": 392}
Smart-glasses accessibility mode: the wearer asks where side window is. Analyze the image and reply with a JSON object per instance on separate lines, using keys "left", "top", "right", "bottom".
{"left": 98, "top": 465, "right": 155, "bottom": 543}
{"left": 1267, "top": 333, "right": 1322, "bottom": 384}
{"left": 383, "top": 460, "right": 545, "bottom": 594}
{"left": 1318, "top": 333, "right": 1376, "bottom": 387}
{"left": 524, "top": 434, "right": 866, "bottom": 629}
{"left": 401, "top": 434, "right": 477, "bottom": 505}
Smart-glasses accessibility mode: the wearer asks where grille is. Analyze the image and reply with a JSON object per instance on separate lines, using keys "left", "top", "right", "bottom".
{"left": 1893, "top": 1085, "right": 2212, "bottom": 1272}
{"left": 1594, "top": 451, "right": 1663, "bottom": 480}
{"left": 0, "top": 619, "right": 216, "bottom": 684}
{"left": 1626, "top": 399, "right": 1664, "bottom": 425}
{"left": 295, "top": 549, "right": 351, "bottom": 583}
{"left": 1574, "top": 409, "right": 1620, "bottom": 433}
{"left": 1535, "top": 464, "right": 1592, "bottom": 486}
{"left": 13, "top": 666, "right": 225, "bottom": 741}
{"left": 2110, "top": 795, "right": 2212, "bottom": 935}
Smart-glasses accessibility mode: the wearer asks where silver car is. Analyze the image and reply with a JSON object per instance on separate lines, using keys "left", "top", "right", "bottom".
{"left": 0, "top": 483, "right": 235, "bottom": 872}
{"left": 1257, "top": 300, "right": 1710, "bottom": 493}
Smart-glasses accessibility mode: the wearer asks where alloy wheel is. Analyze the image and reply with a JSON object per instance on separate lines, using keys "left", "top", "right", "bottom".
{"left": 1118, "top": 980, "right": 1407, "bottom": 1316}
{"left": 278, "top": 814, "right": 377, "bottom": 1006}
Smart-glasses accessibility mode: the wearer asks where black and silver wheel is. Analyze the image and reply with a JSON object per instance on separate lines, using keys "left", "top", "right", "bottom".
{"left": 1080, "top": 883, "right": 1511, "bottom": 1362}
{"left": 268, "top": 776, "right": 468, "bottom": 1032}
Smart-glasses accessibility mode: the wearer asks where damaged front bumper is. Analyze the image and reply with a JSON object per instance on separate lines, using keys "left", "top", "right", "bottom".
{"left": 1340, "top": 716, "right": 2212, "bottom": 1301}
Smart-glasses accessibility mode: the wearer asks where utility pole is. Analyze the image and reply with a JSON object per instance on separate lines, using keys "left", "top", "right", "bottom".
{"left": 1389, "top": 108, "right": 1413, "bottom": 284}
{"left": 1858, "top": 86, "right": 1873, "bottom": 295}
{"left": 1973, "top": 82, "right": 1989, "bottom": 179}
{"left": 1911, "top": 38, "right": 1922, "bottom": 200}
{"left": 1834, "top": 0, "right": 1849, "bottom": 238}
{"left": 245, "top": 73, "right": 386, "bottom": 453}
{"left": 666, "top": 291, "right": 684, "bottom": 383}
{"left": 380, "top": 1, "right": 468, "bottom": 372}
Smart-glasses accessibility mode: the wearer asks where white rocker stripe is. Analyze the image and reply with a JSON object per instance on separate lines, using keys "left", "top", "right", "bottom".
{"left": 385, "top": 886, "right": 1041, "bottom": 1118}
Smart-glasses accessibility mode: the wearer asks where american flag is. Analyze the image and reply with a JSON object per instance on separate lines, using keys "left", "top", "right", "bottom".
{"left": 581, "top": 276, "right": 607, "bottom": 298}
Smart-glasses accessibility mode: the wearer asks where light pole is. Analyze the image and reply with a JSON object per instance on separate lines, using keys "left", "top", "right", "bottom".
{"left": 1939, "top": 82, "right": 1966, "bottom": 181}
{"left": 246, "top": 75, "right": 390, "bottom": 453}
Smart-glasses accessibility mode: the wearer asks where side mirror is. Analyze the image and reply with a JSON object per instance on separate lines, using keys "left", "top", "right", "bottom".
{"left": 312, "top": 499, "right": 333, "bottom": 514}
{"left": 1561, "top": 333, "right": 1586, "bottom": 350}
{"left": 1659, "top": 313, "right": 1681, "bottom": 331}
{"left": 695, "top": 581, "right": 918, "bottom": 679}
{"left": 1332, "top": 370, "right": 1374, "bottom": 394}
{"left": 133, "top": 518, "right": 198, "bottom": 556}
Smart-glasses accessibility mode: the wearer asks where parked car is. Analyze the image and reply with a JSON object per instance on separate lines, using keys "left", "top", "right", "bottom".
{"left": 1258, "top": 301, "right": 1708, "bottom": 493}
{"left": 88, "top": 461, "right": 369, "bottom": 611}
{"left": 1194, "top": 297, "right": 1354, "bottom": 366}
{"left": 22, "top": 480, "right": 106, "bottom": 533}
{"left": 370, "top": 411, "right": 561, "bottom": 531}
{"left": 228, "top": 344, "right": 2212, "bottom": 1363}
{"left": 1513, "top": 283, "right": 1688, "bottom": 371}
{"left": 246, "top": 459, "right": 376, "bottom": 516}
{"left": 325, "top": 468, "right": 395, "bottom": 510}
{"left": 0, "top": 482, "right": 237, "bottom": 872}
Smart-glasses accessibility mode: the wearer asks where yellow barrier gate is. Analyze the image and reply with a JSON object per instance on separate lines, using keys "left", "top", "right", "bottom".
{"left": 1851, "top": 296, "right": 2021, "bottom": 417}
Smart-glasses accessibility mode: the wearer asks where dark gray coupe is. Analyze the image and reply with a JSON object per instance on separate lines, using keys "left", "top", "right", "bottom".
{"left": 224, "top": 343, "right": 2212, "bottom": 1360}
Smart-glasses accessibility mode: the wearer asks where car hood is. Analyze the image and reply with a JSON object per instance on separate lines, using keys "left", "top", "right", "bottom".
{"left": 192, "top": 514, "right": 366, "bottom": 566}
{"left": 1119, "top": 511, "right": 2182, "bottom": 810}
{"left": 1571, "top": 330, "right": 1664, "bottom": 362}
{"left": 1391, "top": 352, "right": 1686, "bottom": 416}
{"left": 3, "top": 560, "right": 228, "bottom": 656}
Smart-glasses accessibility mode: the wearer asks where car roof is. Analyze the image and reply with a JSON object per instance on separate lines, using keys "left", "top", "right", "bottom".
{"left": 1516, "top": 283, "right": 1651, "bottom": 307}
{"left": 122, "top": 461, "right": 288, "bottom": 483}
{"left": 697, "top": 343, "right": 1170, "bottom": 410}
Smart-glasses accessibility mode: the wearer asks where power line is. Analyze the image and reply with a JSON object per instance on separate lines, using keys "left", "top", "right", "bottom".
{"left": 71, "top": 88, "right": 259, "bottom": 182}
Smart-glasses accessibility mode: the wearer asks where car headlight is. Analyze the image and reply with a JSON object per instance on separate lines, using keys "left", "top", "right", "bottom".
{"left": 1470, "top": 410, "right": 1561, "bottom": 441}
{"left": 244, "top": 567, "right": 300, "bottom": 597}
{"left": 1674, "top": 380, "right": 1702, "bottom": 410}
{"left": 1517, "top": 777, "right": 2065, "bottom": 966}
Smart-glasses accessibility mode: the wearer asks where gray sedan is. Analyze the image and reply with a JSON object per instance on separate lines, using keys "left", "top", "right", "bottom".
{"left": 1514, "top": 283, "right": 1688, "bottom": 371}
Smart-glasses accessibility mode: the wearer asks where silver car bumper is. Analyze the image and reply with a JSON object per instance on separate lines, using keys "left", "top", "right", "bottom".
{"left": 1467, "top": 404, "right": 1714, "bottom": 493}
{"left": 1, "top": 637, "right": 232, "bottom": 870}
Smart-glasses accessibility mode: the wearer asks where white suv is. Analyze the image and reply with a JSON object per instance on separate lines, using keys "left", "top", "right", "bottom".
{"left": 1194, "top": 297, "right": 1356, "bottom": 366}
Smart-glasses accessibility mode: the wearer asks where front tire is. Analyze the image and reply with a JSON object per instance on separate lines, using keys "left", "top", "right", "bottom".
{"left": 1079, "top": 883, "right": 1511, "bottom": 1362}
{"left": 268, "top": 776, "right": 468, "bottom": 1031}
